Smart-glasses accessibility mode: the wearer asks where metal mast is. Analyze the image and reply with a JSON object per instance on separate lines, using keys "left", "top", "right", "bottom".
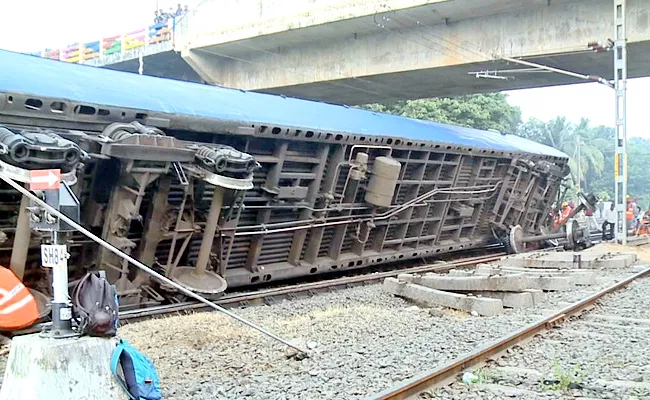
{"left": 614, "top": 0, "right": 628, "bottom": 245}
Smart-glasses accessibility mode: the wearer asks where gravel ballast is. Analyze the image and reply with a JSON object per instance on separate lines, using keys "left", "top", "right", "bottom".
{"left": 0, "top": 244, "right": 646, "bottom": 399}
{"left": 122, "top": 258, "right": 642, "bottom": 399}
{"left": 433, "top": 267, "right": 650, "bottom": 397}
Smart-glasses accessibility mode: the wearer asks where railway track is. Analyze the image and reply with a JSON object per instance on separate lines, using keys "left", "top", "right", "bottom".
{"left": 12, "top": 252, "right": 506, "bottom": 336}
{"left": 120, "top": 252, "right": 506, "bottom": 321}
{"left": 367, "top": 263, "right": 650, "bottom": 400}
{"left": 17, "top": 229, "right": 619, "bottom": 334}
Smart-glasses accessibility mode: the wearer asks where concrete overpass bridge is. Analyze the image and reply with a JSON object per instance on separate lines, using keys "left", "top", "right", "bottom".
{"left": 32, "top": 0, "right": 650, "bottom": 105}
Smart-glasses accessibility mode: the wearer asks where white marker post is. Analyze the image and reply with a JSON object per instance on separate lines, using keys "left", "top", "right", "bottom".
{"left": 41, "top": 235, "right": 73, "bottom": 335}
{"left": 30, "top": 169, "right": 76, "bottom": 338}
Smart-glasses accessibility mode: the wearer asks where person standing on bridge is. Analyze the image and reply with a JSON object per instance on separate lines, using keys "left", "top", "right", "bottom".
{"left": 602, "top": 203, "right": 616, "bottom": 241}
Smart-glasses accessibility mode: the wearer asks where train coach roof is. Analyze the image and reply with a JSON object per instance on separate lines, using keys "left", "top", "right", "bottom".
{"left": 0, "top": 50, "right": 567, "bottom": 159}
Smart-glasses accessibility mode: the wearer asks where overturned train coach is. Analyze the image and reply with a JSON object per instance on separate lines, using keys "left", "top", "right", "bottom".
{"left": 0, "top": 49, "right": 570, "bottom": 308}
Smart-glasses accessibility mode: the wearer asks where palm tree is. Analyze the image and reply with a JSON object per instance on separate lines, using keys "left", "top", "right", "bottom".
{"left": 544, "top": 117, "right": 574, "bottom": 149}
{"left": 548, "top": 118, "right": 606, "bottom": 191}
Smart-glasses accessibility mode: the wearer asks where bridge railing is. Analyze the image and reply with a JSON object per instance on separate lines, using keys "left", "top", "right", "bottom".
{"left": 26, "top": 17, "right": 183, "bottom": 64}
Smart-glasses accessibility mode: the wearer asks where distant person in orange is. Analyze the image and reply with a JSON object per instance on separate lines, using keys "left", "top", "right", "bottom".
{"left": 559, "top": 201, "right": 571, "bottom": 222}
{"left": 553, "top": 202, "right": 571, "bottom": 228}
{"left": 0, "top": 267, "right": 39, "bottom": 330}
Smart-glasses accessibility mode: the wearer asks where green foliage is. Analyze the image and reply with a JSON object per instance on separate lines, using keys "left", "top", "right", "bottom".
{"left": 515, "top": 117, "right": 608, "bottom": 191}
{"left": 542, "top": 360, "right": 585, "bottom": 391}
{"left": 363, "top": 93, "right": 650, "bottom": 208}
{"left": 362, "top": 93, "right": 521, "bottom": 133}
{"left": 473, "top": 367, "right": 494, "bottom": 384}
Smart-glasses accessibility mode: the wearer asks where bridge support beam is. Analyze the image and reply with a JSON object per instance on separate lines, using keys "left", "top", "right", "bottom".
{"left": 177, "top": 0, "right": 650, "bottom": 105}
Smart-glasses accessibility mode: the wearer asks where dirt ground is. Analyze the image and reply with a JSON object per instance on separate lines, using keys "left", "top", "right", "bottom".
{"left": 585, "top": 241, "right": 650, "bottom": 262}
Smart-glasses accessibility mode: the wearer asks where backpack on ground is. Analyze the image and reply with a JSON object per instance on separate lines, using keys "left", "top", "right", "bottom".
{"left": 111, "top": 339, "right": 162, "bottom": 400}
{"left": 71, "top": 271, "right": 119, "bottom": 337}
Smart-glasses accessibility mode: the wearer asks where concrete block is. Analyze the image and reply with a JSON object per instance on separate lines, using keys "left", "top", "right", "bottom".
{"left": 383, "top": 277, "right": 503, "bottom": 316}
{"left": 523, "top": 289, "right": 547, "bottom": 304}
{"left": 447, "top": 269, "right": 475, "bottom": 277}
{"left": 475, "top": 265, "right": 596, "bottom": 285}
{"left": 415, "top": 273, "right": 532, "bottom": 292}
{"left": 0, "top": 334, "right": 128, "bottom": 400}
{"left": 396, "top": 273, "right": 416, "bottom": 282}
{"left": 499, "top": 251, "right": 637, "bottom": 269}
{"left": 532, "top": 276, "right": 573, "bottom": 291}
{"left": 499, "top": 252, "right": 598, "bottom": 269}
{"left": 475, "top": 291, "right": 534, "bottom": 308}
{"left": 597, "top": 253, "right": 637, "bottom": 268}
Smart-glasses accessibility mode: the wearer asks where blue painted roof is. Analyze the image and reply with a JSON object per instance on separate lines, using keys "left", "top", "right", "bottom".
{"left": 0, "top": 49, "right": 567, "bottom": 159}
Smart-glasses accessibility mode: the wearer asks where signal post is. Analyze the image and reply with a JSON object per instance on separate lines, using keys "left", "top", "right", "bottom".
{"left": 0, "top": 168, "right": 127, "bottom": 400}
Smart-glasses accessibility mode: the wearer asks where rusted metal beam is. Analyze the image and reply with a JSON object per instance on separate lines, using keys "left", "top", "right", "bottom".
{"left": 137, "top": 177, "right": 171, "bottom": 266}
{"left": 304, "top": 145, "right": 345, "bottom": 264}
{"left": 245, "top": 141, "right": 288, "bottom": 272}
{"left": 288, "top": 144, "right": 329, "bottom": 265}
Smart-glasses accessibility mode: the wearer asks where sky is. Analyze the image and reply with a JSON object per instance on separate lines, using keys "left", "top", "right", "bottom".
{"left": 0, "top": 0, "right": 647, "bottom": 138}
{"left": 505, "top": 78, "right": 650, "bottom": 138}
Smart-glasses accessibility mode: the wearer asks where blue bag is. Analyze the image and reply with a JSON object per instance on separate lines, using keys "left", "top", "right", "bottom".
{"left": 111, "top": 339, "right": 162, "bottom": 400}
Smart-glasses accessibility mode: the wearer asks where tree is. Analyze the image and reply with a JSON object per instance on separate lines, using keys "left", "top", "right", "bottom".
{"left": 362, "top": 93, "right": 522, "bottom": 133}
{"left": 515, "top": 118, "right": 548, "bottom": 145}
{"left": 516, "top": 117, "right": 607, "bottom": 192}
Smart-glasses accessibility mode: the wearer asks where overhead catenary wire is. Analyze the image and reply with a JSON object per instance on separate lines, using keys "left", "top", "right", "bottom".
{"left": 0, "top": 171, "right": 308, "bottom": 357}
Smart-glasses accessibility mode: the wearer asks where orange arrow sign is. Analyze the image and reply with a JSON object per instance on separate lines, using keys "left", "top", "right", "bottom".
{"left": 29, "top": 169, "right": 61, "bottom": 191}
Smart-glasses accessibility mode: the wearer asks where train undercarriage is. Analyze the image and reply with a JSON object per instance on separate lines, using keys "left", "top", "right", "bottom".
{"left": 0, "top": 51, "right": 580, "bottom": 314}
{"left": 0, "top": 123, "right": 574, "bottom": 311}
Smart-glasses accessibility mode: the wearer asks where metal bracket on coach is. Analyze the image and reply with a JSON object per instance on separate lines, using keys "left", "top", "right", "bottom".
{"left": 183, "top": 144, "right": 259, "bottom": 190}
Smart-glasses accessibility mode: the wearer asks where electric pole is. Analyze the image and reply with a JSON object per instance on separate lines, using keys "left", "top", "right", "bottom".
{"left": 613, "top": 0, "right": 628, "bottom": 245}
{"left": 577, "top": 137, "right": 581, "bottom": 193}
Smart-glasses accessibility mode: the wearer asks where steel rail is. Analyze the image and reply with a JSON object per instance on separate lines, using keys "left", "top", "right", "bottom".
{"left": 367, "top": 264, "right": 650, "bottom": 400}
{"left": 120, "top": 253, "right": 506, "bottom": 320}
